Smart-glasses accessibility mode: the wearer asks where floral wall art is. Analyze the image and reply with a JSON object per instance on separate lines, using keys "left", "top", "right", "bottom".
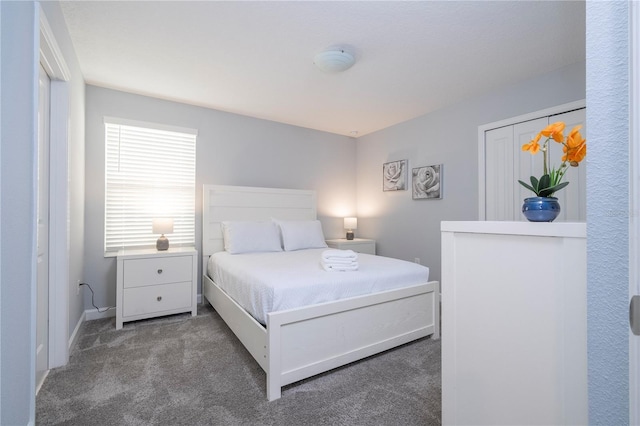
{"left": 412, "top": 164, "right": 442, "bottom": 200}
{"left": 383, "top": 160, "right": 407, "bottom": 191}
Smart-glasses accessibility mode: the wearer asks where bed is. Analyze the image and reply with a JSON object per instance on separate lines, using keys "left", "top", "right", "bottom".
{"left": 202, "top": 184, "right": 440, "bottom": 400}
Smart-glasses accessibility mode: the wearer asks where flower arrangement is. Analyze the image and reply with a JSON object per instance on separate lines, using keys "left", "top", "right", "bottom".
{"left": 518, "top": 121, "right": 587, "bottom": 198}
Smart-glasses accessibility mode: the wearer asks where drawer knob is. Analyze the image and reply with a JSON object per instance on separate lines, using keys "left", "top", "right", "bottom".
{"left": 157, "top": 296, "right": 162, "bottom": 302}
{"left": 157, "top": 269, "right": 163, "bottom": 274}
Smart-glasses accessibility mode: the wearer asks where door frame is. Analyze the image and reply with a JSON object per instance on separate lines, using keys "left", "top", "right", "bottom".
{"left": 35, "top": 62, "right": 51, "bottom": 394}
{"left": 630, "top": 2, "right": 640, "bottom": 423}
{"left": 39, "top": 6, "right": 70, "bottom": 369}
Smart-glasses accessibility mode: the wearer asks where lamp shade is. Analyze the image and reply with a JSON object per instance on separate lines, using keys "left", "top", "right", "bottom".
{"left": 314, "top": 49, "right": 355, "bottom": 73}
{"left": 152, "top": 218, "right": 174, "bottom": 235}
{"left": 344, "top": 217, "right": 358, "bottom": 230}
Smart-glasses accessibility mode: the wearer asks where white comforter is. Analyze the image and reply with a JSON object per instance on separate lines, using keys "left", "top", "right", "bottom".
{"left": 207, "top": 248, "right": 430, "bottom": 324}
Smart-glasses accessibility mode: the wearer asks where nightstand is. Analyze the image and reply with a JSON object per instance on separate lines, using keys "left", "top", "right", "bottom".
{"left": 116, "top": 247, "right": 197, "bottom": 329}
{"left": 325, "top": 238, "right": 376, "bottom": 255}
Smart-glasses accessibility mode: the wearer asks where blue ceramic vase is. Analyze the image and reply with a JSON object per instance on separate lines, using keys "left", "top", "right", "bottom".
{"left": 522, "top": 197, "right": 560, "bottom": 222}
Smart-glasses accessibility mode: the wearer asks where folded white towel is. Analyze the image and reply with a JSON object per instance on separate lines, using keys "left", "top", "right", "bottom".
{"left": 322, "top": 249, "right": 358, "bottom": 261}
{"left": 321, "top": 257, "right": 356, "bottom": 265}
{"left": 321, "top": 261, "right": 359, "bottom": 272}
{"left": 321, "top": 249, "right": 359, "bottom": 272}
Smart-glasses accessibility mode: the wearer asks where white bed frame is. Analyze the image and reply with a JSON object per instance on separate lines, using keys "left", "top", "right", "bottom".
{"left": 202, "top": 185, "right": 440, "bottom": 400}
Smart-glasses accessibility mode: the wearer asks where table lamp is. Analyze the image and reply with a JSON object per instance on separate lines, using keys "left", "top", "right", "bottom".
{"left": 344, "top": 217, "right": 357, "bottom": 240}
{"left": 153, "top": 218, "right": 174, "bottom": 251}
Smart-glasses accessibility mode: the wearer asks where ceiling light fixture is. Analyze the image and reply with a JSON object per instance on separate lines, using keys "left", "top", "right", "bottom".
{"left": 314, "top": 48, "right": 355, "bottom": 73}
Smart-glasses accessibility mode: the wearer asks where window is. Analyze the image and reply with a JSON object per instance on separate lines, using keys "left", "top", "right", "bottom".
{"left": 104, "top": 118, "right": 196, "bottom": 254}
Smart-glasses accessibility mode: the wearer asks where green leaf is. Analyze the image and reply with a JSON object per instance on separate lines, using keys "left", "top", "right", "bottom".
{"left": 518, "top": 180, "right": 536, "bottom": 193}
{"left": 550, "top": 168, "right": 563, "bottom": 186}
{"left": 538, "top": 174, "right": 551, "bottom": 191}
{"left": 538, "top": 181, "right": 569, "bottom": 197}
{"left": 530, "top": 176, "right": 539, "bottom": 191}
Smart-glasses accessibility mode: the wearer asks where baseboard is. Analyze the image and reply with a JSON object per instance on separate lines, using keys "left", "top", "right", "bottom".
{"left": 85, "top": 307, "right": 116, "bottom": 321}
{"left": 84, "top": 297, "right": 201, "bottom": 322}
{"left": 68, "top": 310, "right": 86, "bottom": 352}
{"left": 35, "top": 369, "right": 50, "bottom": 396}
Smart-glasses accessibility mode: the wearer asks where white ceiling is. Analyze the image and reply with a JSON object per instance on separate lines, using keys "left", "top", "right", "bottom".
{"left": 59, "top": 1, "right": 585, "bottom": 137}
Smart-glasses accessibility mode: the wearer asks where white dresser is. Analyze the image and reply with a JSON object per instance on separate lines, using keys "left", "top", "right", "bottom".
{"left": 325, "top": 238, "right": 376, "bottom": 255}
{"left": 116, "top": 247, "right": 198, "bottom": 329}
{"left": 441, "top": 221, "right": 587, "bottom": 425}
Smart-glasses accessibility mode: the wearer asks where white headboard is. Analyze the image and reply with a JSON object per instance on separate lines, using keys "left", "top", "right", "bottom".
{"left": 202, "top": 185, "right": 317, "bottom": 257}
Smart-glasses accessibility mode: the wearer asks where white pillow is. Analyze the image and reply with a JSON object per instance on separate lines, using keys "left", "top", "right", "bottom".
{"left": 221, "top": 221, "right": 282, "bottom": 254}
{"left": 274, "top": 219, "right": 328, "bottom": 251}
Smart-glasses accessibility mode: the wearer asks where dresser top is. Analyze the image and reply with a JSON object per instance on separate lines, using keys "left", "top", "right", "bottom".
{"left": 325, "top": 238, "right": 374, "bottom": 243}
{"left": 117, "top": 246, "right": 197, "bottom": 258}
{"left": 441, "top": 221, "right": 586, "bottom": 238}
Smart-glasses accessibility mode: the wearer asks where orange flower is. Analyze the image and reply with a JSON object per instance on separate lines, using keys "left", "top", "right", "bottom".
{"left": 566, "top": 125, "right": 585, "bottom": 148}
{"left": 522, "top": 133, "right": 541, "bottom": 154}
{"left": 563, "top": 142, "right": 587, "bottom": 164}
{"left": 562, "top": 125, "right": 587, "bottom": 164}
{"left": 541, "top": 121, "right": 566, "bottom": 143}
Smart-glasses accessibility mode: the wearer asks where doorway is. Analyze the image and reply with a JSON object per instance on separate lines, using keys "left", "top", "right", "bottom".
{"left": 37, "top": 5, "right": 72, "bottom": 379}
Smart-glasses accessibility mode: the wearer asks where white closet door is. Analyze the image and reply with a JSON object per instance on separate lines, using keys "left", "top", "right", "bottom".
{"left": 549, "top": 109, "right": 587, "bottom": 221}
{"left": 36, "top": 63, "right": 50, "bottom": 391}
{"left": 485, "top": 126, "right": 515, "bottom": 220}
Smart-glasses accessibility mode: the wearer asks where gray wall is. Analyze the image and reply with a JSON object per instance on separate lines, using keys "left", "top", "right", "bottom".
{"left": 355, "top": 61, "right": 586, "bottom": 282}
{"left": 586, "top": 1, "right": 630, "bottom": 423}
{"left": 1, "top": 1, "right": 85, "bottom": 422}
{"left": 1, "top": 3, "right": 37, "bottom": 422}
{"left": 84, "top": 86, "right": 357, "bottom": 309}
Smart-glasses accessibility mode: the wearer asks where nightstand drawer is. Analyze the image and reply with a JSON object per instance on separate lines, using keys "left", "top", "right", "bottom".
{"left": 341, "top": 242, "right": 375, "bottom": 255}
{"left": 123, "top": 255, "right": 192, "bottom": 288}
{"left": 122, "top": 281, "right": 192, "bottom": 317}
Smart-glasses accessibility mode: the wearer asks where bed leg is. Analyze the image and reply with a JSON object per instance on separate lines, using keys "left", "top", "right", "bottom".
{"left": 432, "top": 324, "right": 441, "bottom": 340}
{"left": 266, "top": 314, "right": 282, "bottom": 401}
{"left": 267, "top": 375, "right": 281, "bottom": 401}
{"left": 432, "top": 283, "right": 441, "bottom": 340}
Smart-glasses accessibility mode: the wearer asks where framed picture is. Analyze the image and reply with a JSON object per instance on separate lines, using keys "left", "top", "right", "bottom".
{"left": 383, "top": 160, "right": 408, "bottom": 191}
{"left": 412, "top": 164, "right": 443, "bottom": 199}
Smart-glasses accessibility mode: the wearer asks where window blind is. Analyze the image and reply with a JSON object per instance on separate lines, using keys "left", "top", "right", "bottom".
{"left": 104, "top": 119, "right": 196, "bottom": 254}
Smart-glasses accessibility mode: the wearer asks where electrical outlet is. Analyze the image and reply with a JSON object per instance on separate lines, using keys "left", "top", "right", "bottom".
{"left": 414, "top": 258, "right": 421, "bottom": 264}
{"left": 76, "top": 280, "right": 81, "bottom": 296}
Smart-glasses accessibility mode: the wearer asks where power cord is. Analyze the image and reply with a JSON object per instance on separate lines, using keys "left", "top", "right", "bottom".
{"left": 79, "top": 282, "right": 116, "bottom": 313}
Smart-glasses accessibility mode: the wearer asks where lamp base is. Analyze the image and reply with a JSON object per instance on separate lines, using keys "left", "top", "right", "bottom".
{"left": 156, "top": 235, "right": 169, "bottom": 251}
{"left": 346, "top": 231, "right": 354, "bottom": 240}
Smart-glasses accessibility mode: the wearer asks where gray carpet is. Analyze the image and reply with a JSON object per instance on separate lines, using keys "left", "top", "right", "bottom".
{"left": 36, "top": 304, "right": 441, "bottom": 425}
